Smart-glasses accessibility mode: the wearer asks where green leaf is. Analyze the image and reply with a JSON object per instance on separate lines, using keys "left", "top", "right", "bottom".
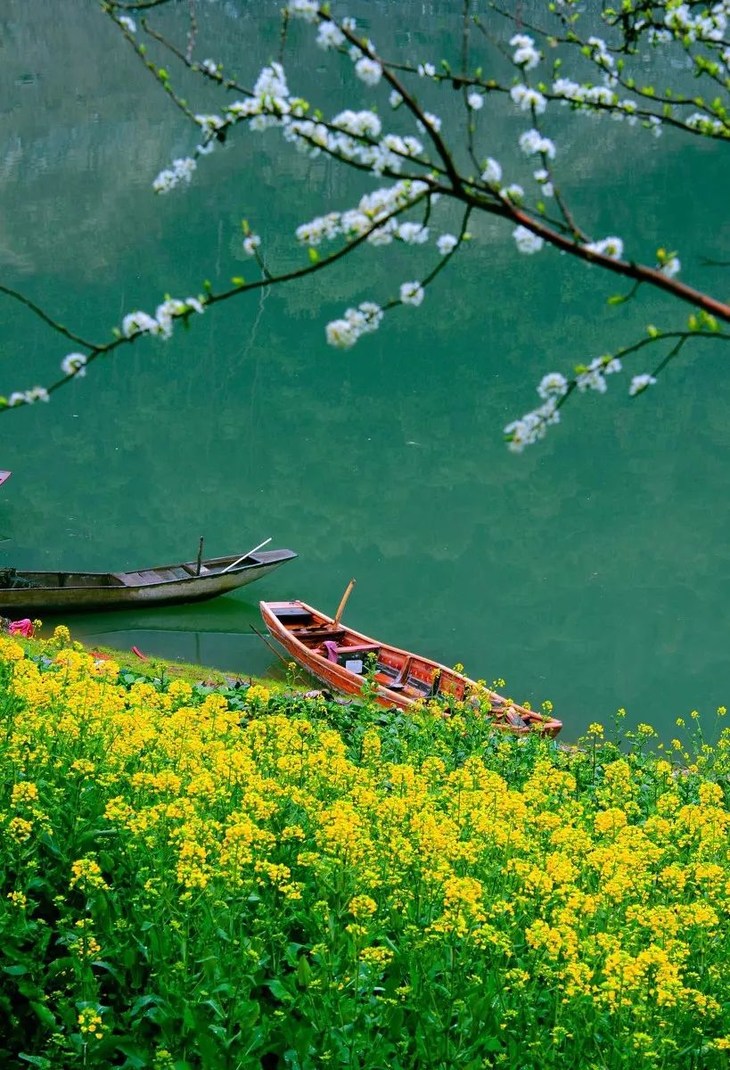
{"left": 296, "top": 956, "right": 312, "bottom": 988}
{"left": 231, "top": 276, "right": 245, "bottom": 286}
{"left": 308, "top": 247, "right": 319, "bottom": 264}
{"left": 30, "top": 1001, "right": 57, "bottom": 1029}
{"left": 115, "top": 1043, "right": 148, "bottom": 1070}
{"left": 266, "top": 979, "right": 293, "bottom": 1003}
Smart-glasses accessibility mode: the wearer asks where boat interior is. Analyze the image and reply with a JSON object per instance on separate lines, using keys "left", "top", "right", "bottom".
{"left": 272, "top": 604, "right": 469, "bottom": 704}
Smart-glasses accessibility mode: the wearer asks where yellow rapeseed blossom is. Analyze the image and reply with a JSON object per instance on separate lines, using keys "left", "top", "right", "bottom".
{"left": 77, "top": 1007, "right": 105, "bottom": 1039}
{"left": 349, "top": 895, "right": 378, "bottom": 918}
{"left": 70, "top": 857, "right": 109, "bottom": 893}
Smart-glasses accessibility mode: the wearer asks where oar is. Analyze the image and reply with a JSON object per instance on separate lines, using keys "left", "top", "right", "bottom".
{"left": 221, "top": 537, "right": 272, "bottom": 575}
{"left": 334, "top": 578, "right": 356, "bottom": 626}
{"left": 250, "top": 623, "right": 290, "bottom": 666}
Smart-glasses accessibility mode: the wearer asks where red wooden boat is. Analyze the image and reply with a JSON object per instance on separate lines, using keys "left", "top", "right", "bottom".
{"left": 260, "top": 599, "right": 562, "bottom": 737}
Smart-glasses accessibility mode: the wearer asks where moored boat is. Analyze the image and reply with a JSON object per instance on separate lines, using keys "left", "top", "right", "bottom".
{"left": 260, "top": 599, "right": 562, "bottom": 737}
{"left": 0, "top": 545, "right": 297, "bottom": 614}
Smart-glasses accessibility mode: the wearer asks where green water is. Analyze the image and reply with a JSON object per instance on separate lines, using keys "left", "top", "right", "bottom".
{"left": 1, "top": 1, "right": 729, "bottom": 741}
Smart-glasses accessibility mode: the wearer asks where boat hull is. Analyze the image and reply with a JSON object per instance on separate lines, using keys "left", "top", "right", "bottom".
{"left": 0, "top": 550, "right": 296, "bottom": 614}
{"left": 260, "top": 600, "right": 562, "bottom": 737}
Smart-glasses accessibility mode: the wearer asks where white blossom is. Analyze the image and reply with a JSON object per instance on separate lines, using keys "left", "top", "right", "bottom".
{"left": 659, "top": 256, "right": 681, "bottom": 278}
{"left": 24, "top": 386, "right": 50, "bottom": 403}
{"left": 513, "top": 225, "right": 544, "bottom": 255}
{"left": 504, "top": 397, "right": 560, "bottom": 452}
{"left": 587, "top": 36, "right": 615, "bottom": 71}
{"left": 316, "top": 21, "right": 345, "bottom": 49}
{"left": 510, "top": 85, "right": 547, "bottom": 115}
{"left": 576, "top": 368, "right": 607, "bottom": 393}
{"left": 397, "top": 222, "right": 429, "bottom": 245}
{"left": 355, "top": 57, "right": 382, "bottom": 87}
{"left": 332, "top": 109, "right": 382, "bottom": 138}
{"left": 389, "top": 90, "right": 403, "bottom": 108}
{"left": 510, "top": 34, "right": 541, "bottom": 70}
{"left": 481, "top": 157, "right": 502, "bottom": 186}
{"left": 326, "top": 301, "right": 383, "bottom": 349}
{"left": 7, "top": 392, "right": 26, "bottom": 407}
{"left": 647, "top": 28, "right": 672, "bottom": 44}
{"left": 152, "top": 156, "right": 197, "bottom": 194}
{"left": 503, "top": 183, "right": 524, "bottom": 203}
{"left": 467, "top": 92, "right": 484, "bottom": 110}
{"left": 254, "top": 62, "right": 290, "bottom": 106}
{"left": 518, "top": 129, "right": 556, "bottom": 159}
{"left": 537, "top": 372, "right": 568, "bottom": 400}
{"left": 122, "top": 311, "right": 159, "bottom": 338}
{"left": 243, "top": 234, "right": 261, "bottom": 256}
{"left": 417, "top": 112, "right": 442, "bottom": 133}
{"left": 287, "top": 0, "right": 318, "bottom": 22}
{"left": 584, "top": 236, "right": 624, "bottom": 260}
{"left": 418, "top": 63, "right": 436, "bottom": 77}
{"left": 629, "top": 373, "right": 657, "bottom": 396}
{"left": 533, "top": 168, "right": 554, "bottom": 197}
{"left": 200, "top": 59, "right": 219, "bottom": 76}
{"left": 119, "top": 16, "right": 136, "bottom": 33}
{"left": 437, "top": 234, "right": 458, "bottom": 255}
{"left": 195, "top": 113, "right": 225, "bottom": 133}
{"left": 61, "top": 353, "right": 88, "bottom": 378}
{"left": 295, "top": 212, "right": 342, "bottom": 245}
{"left": 400, "top": 281, "right": 425, "bottom": 306}
{"left": 326, "top": 318, "right": 359, "bottom": 348}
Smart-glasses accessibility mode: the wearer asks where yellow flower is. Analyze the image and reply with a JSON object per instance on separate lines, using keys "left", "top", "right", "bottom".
{"left": 359, "top": 946, "right": 393, "bottom": 968}
{"left": 52, "top": 624, "right": 72, "bottom": 645}
{"left": 6, "top": 817, "right": 34, "bottom": 842}
{"left": 70, "top": 857, "right": 109, "bottom": 893}
{"left": 349, "top": 895, "right": 377, "bottom": 918}
{"left": 78, "top": 1006, "right": 105, "bottom": 1039}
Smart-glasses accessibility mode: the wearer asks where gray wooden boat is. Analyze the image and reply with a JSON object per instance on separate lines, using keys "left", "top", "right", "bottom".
{"left": 0, "top": 544, "right": 296, "bottom": 614}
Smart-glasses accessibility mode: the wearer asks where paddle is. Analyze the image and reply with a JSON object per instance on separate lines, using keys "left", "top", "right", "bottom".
{"left": 220, "top": 537, "right": 272, "bottom": 575}
{"left": 334, "top": 578, "right": 356, "bottom": 626}
{"left": 250, "top": 623, "right": 290, "bottom": 666}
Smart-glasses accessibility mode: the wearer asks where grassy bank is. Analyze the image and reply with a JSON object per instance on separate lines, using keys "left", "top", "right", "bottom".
{"left": 1, "top": 627, "right": 729, "bottom": 1069}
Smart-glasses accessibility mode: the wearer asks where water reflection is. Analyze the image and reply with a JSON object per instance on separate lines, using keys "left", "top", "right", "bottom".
{"left": 1, "top": 2, "right": 729, "bottom": 740}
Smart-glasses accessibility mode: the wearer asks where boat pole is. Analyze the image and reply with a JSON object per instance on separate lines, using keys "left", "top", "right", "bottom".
{"left": 334, "top": 578, "right": 356, "bottom": 626}
{"left": 196, "top": 536, "right": 204, "bottom": 576}
{"left": 220, "top": 537, "right": 272, "bottom": 575}
{"left": 250, "top": 624, "right": 290, "bottom": 666}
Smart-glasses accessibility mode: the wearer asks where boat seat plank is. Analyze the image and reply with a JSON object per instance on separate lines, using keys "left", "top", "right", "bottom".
{"left": 114, "top": 571, "right": 162, "bottom": 586}
{"left": 273, "top": 607, "right": 314, "bottom": 623}
{"left": 333, "top": 643, "right": 380, "bottom": 657}
{"left": 293, "top": 627, "right": 347, "bottom": 642}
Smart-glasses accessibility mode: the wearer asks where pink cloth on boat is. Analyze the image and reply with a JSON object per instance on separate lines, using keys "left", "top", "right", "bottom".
{"left": 8, "top": 619, "right": 34, "bottom": 638}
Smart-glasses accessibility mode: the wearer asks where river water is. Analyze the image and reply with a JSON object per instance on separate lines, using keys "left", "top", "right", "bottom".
{"left": 1, "top": 1, "right": 728, "bottom": 741}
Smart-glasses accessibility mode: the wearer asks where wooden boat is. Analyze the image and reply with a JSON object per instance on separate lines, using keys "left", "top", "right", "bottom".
{"left": 260, "top": 599, "right": 562, "bottom": 737}
{"left": 0, "top": 471, "right": 11, "bottom": 487}
{"left": 0, "top": 546, "right": 297, "bottom": 615}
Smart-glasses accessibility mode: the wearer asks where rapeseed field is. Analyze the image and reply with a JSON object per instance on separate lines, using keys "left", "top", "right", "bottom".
{"left": 1, "top": 629, "right": 729, "bottom": 1069}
